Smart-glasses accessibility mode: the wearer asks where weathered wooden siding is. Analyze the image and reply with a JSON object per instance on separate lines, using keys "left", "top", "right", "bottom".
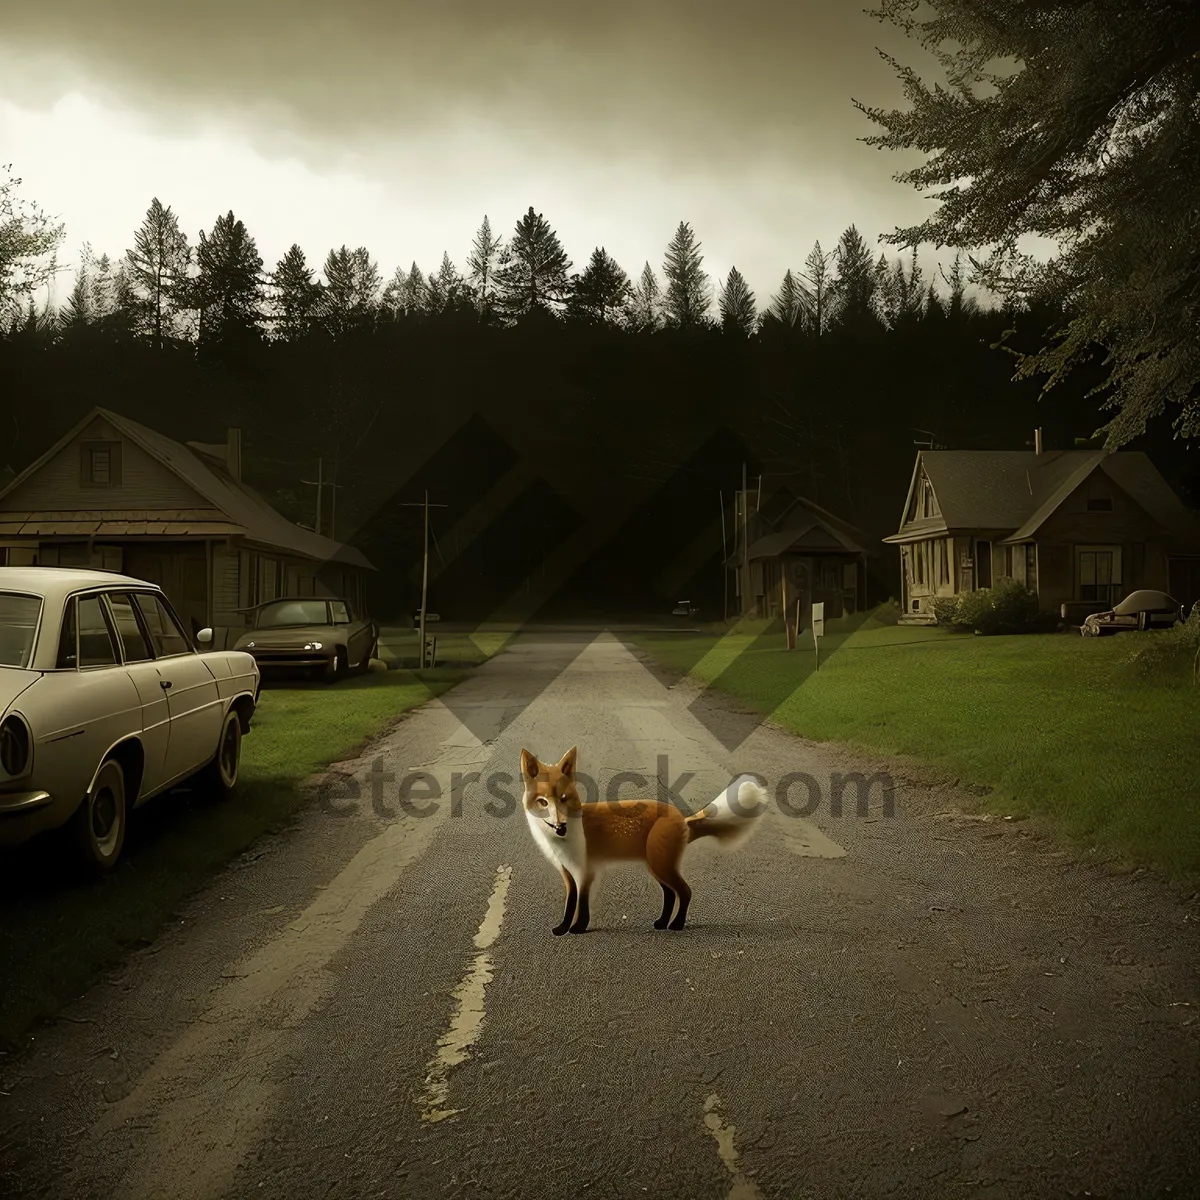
{"left": 2, "top": 415, "right": 213, "bottom": 512}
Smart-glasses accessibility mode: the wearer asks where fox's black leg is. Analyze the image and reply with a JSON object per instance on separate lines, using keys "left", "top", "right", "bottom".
{"left": 667, "top": 877, "right": 692, "bottom": 931}
{"left": 569, "top": 875, "right": 593, "bottom": 934}
{"left": 654, "top": 883, "right": 676, "bottom": 930}
{"left": 553, "top": 870, "right": 578, "bottom": 936}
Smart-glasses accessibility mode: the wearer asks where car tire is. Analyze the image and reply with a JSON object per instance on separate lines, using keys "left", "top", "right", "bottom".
{"left": 70, "top": 758, "right": 127, "bottom": 872}
{"left": 323, "top": 648, "right": 348, "bottom": 683}
{"left": 356, "top": 639, "right": 377, "bottom": 674}
{"left": 202, "top": 708, "right": 242, "bottom": 796}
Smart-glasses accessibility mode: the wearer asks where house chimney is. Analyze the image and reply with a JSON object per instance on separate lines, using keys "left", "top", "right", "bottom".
{"left": 1034, "top": 427, "right": 1043, "bottom": 455}
{"left": 227, "top": 428, "right": 242, "bottom": 482}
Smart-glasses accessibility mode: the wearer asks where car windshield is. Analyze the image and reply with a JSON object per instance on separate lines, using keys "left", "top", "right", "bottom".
{"left": 0, "top": 593, "right": 44, "bottom": 669}
{"left": 255, "top": 600, "right": 330, "bottom": 628}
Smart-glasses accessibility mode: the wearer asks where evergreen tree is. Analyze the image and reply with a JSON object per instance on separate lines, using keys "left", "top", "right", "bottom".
{"left": 857, "top": 0, "right": 1200, "bottom": 442}
{"left": 718, "top": 266, "right": 757, "bottom": 336}
{"left": 400, "top": 262, "right": 428, "bottom": 316}
{"left": 661, "top": 222, "right": 710, "bottom": 329}
{"left": 800, "top": 241, "right": 834, "bottom": 337}
{"left": 60, "top": 243, "right": 96, "bottom": 329}
{"left": 829, "top": 225, "right": 880, "bottom": 333}
{"left": 628, "top": 262, "right": 662, "bottom": 332}
{"left": 497, "top": 207, "right": 573, "bottom": 318}
{"left": 428, "top": 251, "right": 467, "bottom": 314}
{"left": 381, "top": 264, "right": 408, "bottom": 317}
{"left": 320, "top": 245, "right": 380, "bottom": 335}
{"left": 765, "top": 268, "right": 808, "bottom": 328}
{"left": 269, "top": 244, "right": 323, "bottom": 340}
{"left": 126, "top": 197, "right": 190, "bottom": 347}
{"left": 566, "top": 247, "right": 632, "bottom": 325}
{"left": 467, "top": 215, "right": 504, "bottom": 318}
{"left": 191, "top": 211, "right": 265, "bottom": 345}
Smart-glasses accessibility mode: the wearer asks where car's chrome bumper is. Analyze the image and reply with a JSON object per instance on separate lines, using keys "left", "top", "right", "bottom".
{"left": 248, "top": 652, "right": 331, "bottom": 668}
{"left": 0, "top": 789, "right": 53, "bottom": 815}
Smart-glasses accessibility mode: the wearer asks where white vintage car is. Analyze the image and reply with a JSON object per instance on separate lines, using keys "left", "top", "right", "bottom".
{"left": 0, "top": 567, "right": 260, "bottom": 870}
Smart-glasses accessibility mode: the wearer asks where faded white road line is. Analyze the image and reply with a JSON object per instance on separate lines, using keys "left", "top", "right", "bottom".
{"left": 420, "top": 864, "right": 513, "bottom": 1123}
{"left": 703, "top": 1093, "right": 765, "bottom": 1199}
{"left": 93, "top": 797, "right": 452, "bottom": 1200}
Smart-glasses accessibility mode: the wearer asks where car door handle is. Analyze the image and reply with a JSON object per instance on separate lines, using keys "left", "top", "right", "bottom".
{"left": 160, "top": 680, "right": 173, "bottom": 690}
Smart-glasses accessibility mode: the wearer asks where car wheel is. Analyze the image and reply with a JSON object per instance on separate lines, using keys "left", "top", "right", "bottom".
{"left": 202, "top": 708, "right": 242, "bottom": 795}
{"left": 70, "top": 758, "right": 127, "bottom": 871}
{"left": 323, "top": 648, "right": 348, "bottom": 683}
{"left": 356, "top": 639, "right": 377, "bottom": 673}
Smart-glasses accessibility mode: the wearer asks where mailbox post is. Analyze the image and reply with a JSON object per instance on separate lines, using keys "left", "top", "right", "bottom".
{"left": 812, "top": 601, "right": 825, "bottom": 670}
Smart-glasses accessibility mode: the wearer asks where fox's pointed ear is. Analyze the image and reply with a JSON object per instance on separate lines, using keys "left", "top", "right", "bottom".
{"left": 558, "top": 746, "right": 578, "bottom": 778}
{"left": 520, "top": 749, "right": 541, "bottom": 779}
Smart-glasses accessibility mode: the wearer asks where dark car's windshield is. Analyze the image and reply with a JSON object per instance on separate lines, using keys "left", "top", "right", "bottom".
{"left": 0, "top": 593, "right": 44, "bottom": 669}
{"left": 254, "top": 600, "right": 330, "bottom": 628}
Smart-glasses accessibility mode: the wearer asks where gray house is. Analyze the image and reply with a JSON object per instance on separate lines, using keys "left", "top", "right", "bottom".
{"left": 884, "top": 441, "right": 1200, "bottom": 623}
{"left": 0, "top": 407, "right": 373, "bottom": 644}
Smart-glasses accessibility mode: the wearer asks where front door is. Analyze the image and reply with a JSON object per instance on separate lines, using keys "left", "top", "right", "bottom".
{"left": 976, "top": 540, "right": 992, "bottom": 589}
{"left": 132, "top": 591, "right": 223, "bottom": 784}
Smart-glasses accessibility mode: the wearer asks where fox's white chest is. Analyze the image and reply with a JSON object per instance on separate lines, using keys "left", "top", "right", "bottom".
{"left": 525, "top": 811, "right": 588, "bottom": 880}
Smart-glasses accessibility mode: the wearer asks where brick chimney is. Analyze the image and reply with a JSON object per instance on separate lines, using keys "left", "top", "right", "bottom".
{"left": 227, "top": 428, "right": 243, "bottom": 482}
{"left": 1034, "top": 427, "right": 1043, "bottom": 455}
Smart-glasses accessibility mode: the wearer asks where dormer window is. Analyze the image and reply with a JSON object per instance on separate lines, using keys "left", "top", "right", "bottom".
{"left": 1086, "top": 496, "right": 1113, "bottom": 512}
{"left": 80, "top": 440, "right": 122, "bottom": 487}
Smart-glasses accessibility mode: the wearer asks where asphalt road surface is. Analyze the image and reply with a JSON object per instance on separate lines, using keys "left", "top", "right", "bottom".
{"left": 3, "top": 632, "right": 1198, "bottom": 1199}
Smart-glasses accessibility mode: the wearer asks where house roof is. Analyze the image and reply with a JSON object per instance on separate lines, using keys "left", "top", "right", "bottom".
{"left": 885, "top": 449, "right": 1200, "bottom": 545}
{"left": 0, "top": 408, "right": 373, "bottom": 570}
{"left": 728, "top": 491, "right": 869, "bottom": 563}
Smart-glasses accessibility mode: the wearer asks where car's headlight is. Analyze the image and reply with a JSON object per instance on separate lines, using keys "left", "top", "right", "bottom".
{"left": 0, "top": 715, "right": 32, "bottom": 779}
{"left": 244, "top": 641, "right": 256, "bottom": 649}
{"left": 304, "top": 641, "right": 324, "bottom": 651}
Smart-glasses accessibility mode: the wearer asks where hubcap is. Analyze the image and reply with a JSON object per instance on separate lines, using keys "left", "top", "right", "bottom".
{"left": 91, "top": 784, "right": 120, "bottom": 856}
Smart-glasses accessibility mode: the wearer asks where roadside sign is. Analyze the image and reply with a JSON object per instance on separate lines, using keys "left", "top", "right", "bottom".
{"left": 812, "top": 602, "right": 825, "bottom": 639}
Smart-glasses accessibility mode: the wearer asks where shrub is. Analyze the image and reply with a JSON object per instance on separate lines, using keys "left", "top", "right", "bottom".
{"left": 952, "top": 577, "right": 1041, "bottom": 635}
{"left": 1125, "top": 609, "right": 1200, "bottom": 681}
{"left": 871, "top": 599, "right": 902, "bottom": 626}
{"left": 931, "top": 596, "right": 962, "bottom": 627}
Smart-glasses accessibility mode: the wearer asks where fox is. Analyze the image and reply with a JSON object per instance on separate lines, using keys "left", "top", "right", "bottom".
{"left": 520, "top": 746, "right": 769, "bottom": 935}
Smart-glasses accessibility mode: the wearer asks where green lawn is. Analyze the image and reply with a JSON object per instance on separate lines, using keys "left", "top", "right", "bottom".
{"left": 0, "top": 667, "right": 465, "bottom": 1049}
{"left": 629, "top": 614, "right": 1200, "bottom": 878}
{"left": 378, "top": 626, "right": 513, "bottom": 668}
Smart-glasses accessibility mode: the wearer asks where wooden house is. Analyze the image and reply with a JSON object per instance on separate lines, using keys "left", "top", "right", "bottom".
{"left": 729, "top": 490, "right": 871, "bottom": 622}
{"left": 884, "top": 436, "right": 1200, "bottom": 623}
{"left": 0, "top": 407, "right": 373, "bottom": 645}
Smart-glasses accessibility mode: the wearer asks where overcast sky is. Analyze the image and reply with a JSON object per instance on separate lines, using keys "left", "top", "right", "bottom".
{"left": 1, "top": 1, "right": 972, "bottom": 310}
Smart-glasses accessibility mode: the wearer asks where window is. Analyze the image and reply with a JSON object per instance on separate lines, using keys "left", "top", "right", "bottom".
{"left": 330, "top": 600, "right": 351, "bottom": 623}
{"left": 1086, "top": 496, "right": 1114, "bottom": 512}
{"left": 254, "top": 599, "right": 330, "bottom": 628}
{"left": 80, "top": 440, "right": 122, "bottom": 487}
{"left": 133, "top": 593, "right": 192, "bottom": 656}
{"left": 913, "top": 543, "right": 925, "bottom": 585}
{"left": 57, "top": 598, "right": 78, "bottom": 668}
{"left": 77, "top": 595, "right": 118, "bottom": 667}
{"left": 106, "top": 593, "right": 156, "bottom": 662}
{"left": 938, "top": 539, "right": 950, "bottom": 585}
{"left": 0, "top": 593, "right": 42, "bottom": 669}
{"left": 1077, "top": 546, "right": 1122, "bottom": 604}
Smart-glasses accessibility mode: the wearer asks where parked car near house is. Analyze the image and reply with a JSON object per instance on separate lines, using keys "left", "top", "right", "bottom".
{"left": 1078, "top": 589, "right": 1186, "bottom": 637}
{"left": 0, "top": 567, "right": 260, "bottom": 870}
{"left": 233, "top": 596, "right": 378, "bottom": 681}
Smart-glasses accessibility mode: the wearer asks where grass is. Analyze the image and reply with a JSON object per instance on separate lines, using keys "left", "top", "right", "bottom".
{"left": 629, "top": 610, "right": 1200, "bottom": 878}
{"left": 0, "top": 667, "right": 466, "bottom": 1049}
{"left": 377, "top": 626, "right": 513, "bottom": 668}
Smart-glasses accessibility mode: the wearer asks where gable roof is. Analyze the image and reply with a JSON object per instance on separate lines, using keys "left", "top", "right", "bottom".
{"left": 0, "top": 408, "right": 372, "bottom": 570}
{"left": 731, "top": 490, "right": 869, "bottom": 562}
{"left": 885, "top": 449, "right": 1199, "bottom": 544}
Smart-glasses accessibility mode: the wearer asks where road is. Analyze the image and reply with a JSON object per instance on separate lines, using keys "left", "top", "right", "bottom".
{"left": 3, "top": 632, "right": 1198, "bottom": 1199}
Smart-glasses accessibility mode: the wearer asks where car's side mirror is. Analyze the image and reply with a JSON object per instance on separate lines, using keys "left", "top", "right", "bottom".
{"left": 196, "top": 627, "right": 214, "bottom": 646}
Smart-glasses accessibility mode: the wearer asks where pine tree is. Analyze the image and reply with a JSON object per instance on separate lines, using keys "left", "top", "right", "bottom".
{"left": 940, "top": 252, "right": 977, "bottom": 323}
{"left": 497, "top": 207, "right": 573, "bottom": 318}
{"left": 319, "top": 245, "right": 380, "bottom": 335}
{"left": 661, "top": 222, "right": 710, "bottom": 329}
{"left": 126, "top": 197, "right": 190, "bottom": 347}
{"left": 800, "top": 241, "right": 834, "bottom": 337}
{"left": 857, "top": 0, "right": 1200, "bottom": 442}
{"left": 428, "top": 251, "right": 466, "bottom": 314}
{"left": 60, "top": 243, "right": 96, "bottom": 329}
{"left": 467, "top": 216, "right": 504, "bottom": 317}
{"left": 190, "top": 211, "right": 265, "bottom": 345}
{"left": 566, "top": 247, "right": 632, "bottom": 325}
{"left": 628, "top": 262, "right": 662, "bottom": 332}
{"left": 269, "top": 244, "right": 323, "bottom": 340}
{"left": 381, "top": 264, "right": 408, "bottom": 317}
{"left": 829, "top": 225, "right": 880, "bottom": 333}
{"left": 400, "top": 262, "right": 428, "bottom": 316}
{"left": 766, "top": 269, "right": 808, "bottom": 328}
{"left": 718, "top": 266, "right": 757, "bottom": 336}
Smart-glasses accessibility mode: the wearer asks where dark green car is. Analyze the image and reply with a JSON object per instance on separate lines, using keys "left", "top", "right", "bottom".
{"left": 233, "top": 597, "right": 378, "bottom": 681}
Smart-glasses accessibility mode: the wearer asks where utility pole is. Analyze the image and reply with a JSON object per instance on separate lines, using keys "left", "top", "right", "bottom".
{"left": 741, "top": 461, "right": 749, "bottom": 618}
{"left": 301, "top": 458, "right": 325, "bottom": 537}
{"left": 400, "top": 491, "right": 448, "bottom": 668}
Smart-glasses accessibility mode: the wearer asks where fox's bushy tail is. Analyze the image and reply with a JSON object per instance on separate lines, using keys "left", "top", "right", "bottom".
{"left": 685, "top": 775, "right": 770, "bottom": 846}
